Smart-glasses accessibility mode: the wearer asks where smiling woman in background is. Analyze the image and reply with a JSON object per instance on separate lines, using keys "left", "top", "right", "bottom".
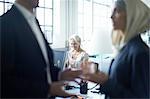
{"left": 84, "top": 0, "right": 150, "bottom": 98}
{"left": 64, "top": 34, "right": 89, "bottom": 71}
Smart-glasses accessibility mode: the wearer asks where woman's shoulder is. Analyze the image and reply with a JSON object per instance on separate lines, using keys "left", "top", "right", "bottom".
{"left": 68, "top": 49, "right": 74, "bottom": 54}
{"left": 127, "top": 36, "right": 149, "bottom": 55}
{"left": 80, "top": 49, "right": 87, "bottom": 54}
{"left": 80, "top": 50, "right": 89, "bottom": 57}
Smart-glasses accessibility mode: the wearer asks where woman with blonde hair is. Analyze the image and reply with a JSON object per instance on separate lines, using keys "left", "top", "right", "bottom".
{"left": 64, "top": 34, "right": 89, "bottom": 71}
{"left": 84, "top": 0, "right": 150, "bottom": 98}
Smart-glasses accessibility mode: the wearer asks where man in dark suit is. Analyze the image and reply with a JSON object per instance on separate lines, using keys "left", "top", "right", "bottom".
{"left": 1, "top": 0, "right": 81, "bottom": 98}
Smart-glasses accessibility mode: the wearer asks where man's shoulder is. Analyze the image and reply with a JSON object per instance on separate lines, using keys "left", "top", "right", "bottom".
{"left": 1, "top": 6, "right": 15, "bottom": 21}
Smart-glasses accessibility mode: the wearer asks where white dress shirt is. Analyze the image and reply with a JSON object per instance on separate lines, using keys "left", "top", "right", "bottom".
{"left": 14, "top": 3, "right": 52, "bottom": 84}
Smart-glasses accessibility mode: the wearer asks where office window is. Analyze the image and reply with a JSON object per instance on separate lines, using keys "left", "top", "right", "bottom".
{"left": 77, "top": 0, "right": 114, "bottom": 53}
{"left": 36, "top": 0, "right": 53, "bottom": 44}
{"left": 78, "top": 0, "right": 112, "bottom": 45}
{"left": 0, "top": 0, "right": 15, "bottom": 16}
{"left": 93, "top": 0, "right": 112, "bottom": 33}
{"left": 0, "top": 2, "right": 4, "bottom": 16}
{"left": 78, "top": 0, "right": 92, "bottom": 42}
{"left": 0, "top": 0, "right": 53, "bottom": 44}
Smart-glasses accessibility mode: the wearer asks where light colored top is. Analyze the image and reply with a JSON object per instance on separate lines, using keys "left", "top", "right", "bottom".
{"left": 15, "top": 3, "right": 52, "bottom": 84}
{"left": 66, "top": 50, "right": 89, "bottom": 69}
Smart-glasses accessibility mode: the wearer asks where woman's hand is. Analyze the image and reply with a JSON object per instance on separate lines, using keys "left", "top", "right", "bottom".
{"left": 49, "top": 81, "right": 76, "bottom": 97}
{"left": 59, "top": 69, "right": 82, "bottom": 81}
{"left": 83, "top": 71, "right": 109, "bottom": 85}
{"left": 80, "top": 60, "right": 90, "bottom": 75}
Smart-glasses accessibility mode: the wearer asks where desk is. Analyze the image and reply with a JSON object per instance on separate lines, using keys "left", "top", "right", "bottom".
{"left": 56, "top": 80, "right": 105, "bottom": 99}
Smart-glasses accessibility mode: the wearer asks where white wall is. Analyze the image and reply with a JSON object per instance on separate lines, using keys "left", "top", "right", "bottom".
{"left": 86, "top": 27, "right": 113, "bottom": 55}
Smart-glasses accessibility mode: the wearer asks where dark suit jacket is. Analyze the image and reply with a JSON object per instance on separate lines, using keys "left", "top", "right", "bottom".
{"left": 101, "top": 35, "right": 149, "bottom": 98}
{"left": 1, "top": 5, "right": 60, "bottom": 98}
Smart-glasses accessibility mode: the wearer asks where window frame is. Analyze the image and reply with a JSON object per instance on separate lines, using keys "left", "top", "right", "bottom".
{"left": 0, "top": 0, "right": 54, "bottom": 44}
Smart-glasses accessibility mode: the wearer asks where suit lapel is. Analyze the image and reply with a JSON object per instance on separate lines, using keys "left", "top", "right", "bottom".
{"left": 35, "top": 18, "right": 54, "bottom": 63}
{"left": 11, "top": 5, "right": 48, "bottom": 64}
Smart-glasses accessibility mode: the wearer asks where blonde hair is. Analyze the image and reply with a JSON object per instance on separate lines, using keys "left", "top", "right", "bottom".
{"left": 69, "top": 34, "right": 81, "bottom": 45}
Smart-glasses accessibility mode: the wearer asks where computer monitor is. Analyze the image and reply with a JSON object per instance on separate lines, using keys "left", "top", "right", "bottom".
{"left": 53, "top": 48, "right": 67, "bottom": 70}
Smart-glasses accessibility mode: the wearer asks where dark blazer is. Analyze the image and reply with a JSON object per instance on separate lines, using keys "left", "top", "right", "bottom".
{"left": 101, "top": 35, "right": 149, "bottom": 98}
{"left": 1, "top": 5, "right": 60, "bottom": 98}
